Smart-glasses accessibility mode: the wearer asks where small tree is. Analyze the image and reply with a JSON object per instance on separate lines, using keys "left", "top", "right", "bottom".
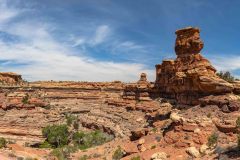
{"left": 236, "top": 117, "right": 240, "bottom": 128}
{"left": 131, "top": 156, "right": 140, "bottom": 160}
{"left": 0, "top": 137, "right": 7, "bottom": 148}
{"left": 217, "top": 71, "right": 235, "bottom": 82}
{"left": 112, "top": 146, "right": 125, "bottom": 160}
{"left": 65, "top": 114, "right": 77, "bottom": 126}
{"left": 207, "top": 132, "right": 218, "bottom": 147}
{"left": 42, "top": 124, "right": 69, "bottom": 148}
{"left": 22, "top": 94, "right": 29, "bottom": 104}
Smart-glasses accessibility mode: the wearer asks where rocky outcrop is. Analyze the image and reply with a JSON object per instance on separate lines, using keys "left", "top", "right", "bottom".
{"left": 199, "top": 94, "right": 240, "bottom": 113}
{"left": 232, "top": 81, "right": 240, "bottom": 94}
{"left": 123, "top": 73, "right": 152, "bottom": 101}
{"left": 0, "top": 72, "right": 23, "bottom": 85}
{"left": 155, "top": 27, "right": 234, "bottom": 105}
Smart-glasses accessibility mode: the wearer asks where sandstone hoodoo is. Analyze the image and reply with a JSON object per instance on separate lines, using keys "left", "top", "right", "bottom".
{"left": 155, "top": 27, "right": 234, "bottom": 105}
{"left": 123, "top": 73, "right": 151, "bottom": 101}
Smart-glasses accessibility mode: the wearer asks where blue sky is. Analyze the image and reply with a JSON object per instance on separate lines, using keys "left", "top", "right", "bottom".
{"left": 0, "top": 0, "right": 240, "bottom": 81}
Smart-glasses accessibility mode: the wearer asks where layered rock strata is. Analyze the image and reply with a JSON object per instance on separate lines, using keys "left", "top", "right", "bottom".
{"left": 0, "top": 72, "right": 23, "bottom": 85}
{"left": 123, "top": 73, "right": 152, "bottom": 101}
{"left": 155, "top": 27, "right": 234, "bottom": 105}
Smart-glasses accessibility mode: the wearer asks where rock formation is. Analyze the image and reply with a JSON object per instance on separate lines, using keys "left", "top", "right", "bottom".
{"left": 155, "top": 27, "right": 234, "bottom": 105}
{"left": 0, "top": 72, "right": 23, "bottom": 85}
{"left": 123, "top": 73, "right": 151, "bottom": 101}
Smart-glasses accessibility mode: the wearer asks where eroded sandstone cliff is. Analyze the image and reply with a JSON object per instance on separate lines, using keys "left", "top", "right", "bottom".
{"left": 155, "top": 27, "right": 234, "bottom": 105}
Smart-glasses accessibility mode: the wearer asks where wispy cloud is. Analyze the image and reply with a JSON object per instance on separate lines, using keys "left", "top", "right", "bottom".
{"left": 91, "top": 25, "right": 110, "bottom": 45}
{"left": 0, "top": 1, "right": 154, "bottom": 82}
{"left": 0, "top": 0, "right": 19, "bottom": 24}
{"left": 209, "top": 54, "right": 240, "bottom": 72}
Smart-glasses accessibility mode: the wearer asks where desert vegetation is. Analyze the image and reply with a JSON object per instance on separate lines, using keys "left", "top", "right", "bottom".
{"left": 216, "top": 71, "right": 236, "bottom": 82}
{"left": 0, "top": 137, "right": 7, "bottom": 148}
{"left": 38, "top": 114, "right": 114, "bottom": 159}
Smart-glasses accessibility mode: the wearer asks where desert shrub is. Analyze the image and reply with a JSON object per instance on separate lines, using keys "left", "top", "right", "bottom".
{"left": 79, "top": 155, "right": 88, "bottom": 160}
{"left": 39, "top": 141, "right": 53, "bottom": 148}
{"left": 73, "top": 120, "right": 79, "bottom": 130}
{"left": 131, "top": 156, "right": 140, "bottom": 160}
{"left": 151, "top": 145, "right": 156, "bottom": 149}
{"left": 207, "top": 113, "right": 211, "bottom": 118}
{"left": 207, "top": 132, "right": 218, "bottom": 147}
{"left": 73, "top": 130, "right": 113, "bottom": 150}
{"left": 112, "top": 146, "right": 125, "bottom": 160}
{"left": 65, "top": 114, "right": 77, "bottom": 126}
{"left": 43, "top": 104, "right": 51, "bottom": 110}
{"left": 72, "top": 131, "right": 85, "bottom": 146}
{"left": 152, "top": 128, "right": 157, "bottom": 133}
{"left": 22, "top": 94, "right": 29, "bottom": 104}
{"left": 236, "top": 117, "right": 240, "bottom": 128}
{"left": 42, "top": 124, "right": 69, "bottom": 148}
{"left": 51, "top": 145, "right": 78, "bottom": 160}
{"left": 217, "top": 71, "right": 235, "bottom": 82}
{"left": 50, "top": 148, "right": 67, "bottom": 160}
{"left": 0, "top": 137, "right": 7, "bottom": 148}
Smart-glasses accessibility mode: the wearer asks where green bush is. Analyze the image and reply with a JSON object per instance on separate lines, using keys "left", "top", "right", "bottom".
{"left": 79, "top": 155, "right": 88, "bottom": 160}
{"left": 73, "top": 131, "right": 85, "bottom": 146}
{"left": 207, "top": 132, "right": 218, "bottom": 147}
{"left": 0, "top": 137, "right": 7, "bottom": 148}
{"left": 65, "top": 114, "right": 77, "bottom": 126}
{"left": 131, "top": 156, "right": 140, "bottom": 160}
{"left": 39, "top": 141, "right": 53, "bottom": 148}
{"left": 151, "top": 145, "right": 156, "bottom": 149}
{"left": 42, "top": 124, "right": 69, "bottom": 148}
{"left": 22, "top": 94, "right": 29, "bottom": 104}
{"left": 112, "top": 146, "right": 125, "bottom": 160}
{"left": 217, "top": 71, "right": 235, "bottom": 82}
{"left": 236, "top": 117, "right": 240, "bottom": 128}
{"left": 50, "top": 148, "right": 67, "bottom": 160}
{"left": 73, "top": 130, "right": 113, "bottom": 150}
{"left": 73, "top": 120, "right": 79, "bottom": 130}
{"left": 50, "top": 145, "right": 78, "bottom": 160}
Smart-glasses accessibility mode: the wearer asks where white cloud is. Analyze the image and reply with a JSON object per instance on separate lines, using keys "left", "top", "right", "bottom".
{"left": 205, "top": 54, "right": 240, "bottom": 78}
{"left": 0, "top": 0, "right": 20, "bottom": 25}
{"left": 91, "top": 25, "right": 110, "bottom": 45}
{"left": 209, "top": 55, "right": 240, "bottom": 71}
{"left": 71, "top": 25, "right": 110, "bottom": 47}
{"left": 0, "top": 2, "right": 154, "bottom": 82}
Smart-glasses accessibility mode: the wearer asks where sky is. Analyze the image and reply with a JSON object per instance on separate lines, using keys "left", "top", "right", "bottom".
{"left": 0, "top": 0, "right": 240, "bottom": 82}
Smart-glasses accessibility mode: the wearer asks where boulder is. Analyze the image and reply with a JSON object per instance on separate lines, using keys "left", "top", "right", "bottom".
{"left": 199, "top": 94, "right": 240, "bottom": 112}
{"left": 151, "top": 152, "right": 168, "bottom": 160}
{"left": 186, "top": 147, "right": 200, "bottom": 158}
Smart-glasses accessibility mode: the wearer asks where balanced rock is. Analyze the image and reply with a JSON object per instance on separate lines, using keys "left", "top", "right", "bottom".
{"left": 155, "top": 27, "right": 233, "bottom": 105}
{"left": 123, "top": 73, "right": 151, "bottom": 101}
